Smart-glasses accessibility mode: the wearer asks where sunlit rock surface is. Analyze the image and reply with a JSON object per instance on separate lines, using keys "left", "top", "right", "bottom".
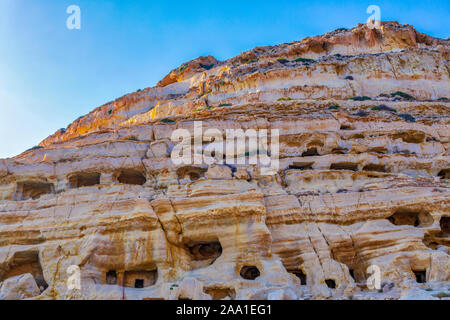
{"left": 0, "top": 22, "right": 449, "bottom": 300}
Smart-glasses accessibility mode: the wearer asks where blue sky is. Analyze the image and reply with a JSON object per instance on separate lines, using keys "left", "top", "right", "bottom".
{"left": 0, "top": 0, "right": 448, "bottom": 158}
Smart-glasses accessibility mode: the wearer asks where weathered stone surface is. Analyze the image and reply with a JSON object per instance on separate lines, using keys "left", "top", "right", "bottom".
{"left": 0, "top": 21, "right": 449, "bottom": 300}
{"left": 0, "top": 274, "right": 41, "bottom": 300}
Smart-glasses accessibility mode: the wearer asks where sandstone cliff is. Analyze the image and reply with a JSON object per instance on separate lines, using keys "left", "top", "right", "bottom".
{"left": 0, "top": 21, "right": 449, "bottom": 300}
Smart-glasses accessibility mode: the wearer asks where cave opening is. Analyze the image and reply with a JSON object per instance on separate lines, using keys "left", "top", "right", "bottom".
{"left": 0, "top": 251, "right": 48, "bottom": 292}
{"left": 106, "top": 270, "right": 117, "bottom": 285}
{"left": 240, "top": 266, "right": 260, "bottom": 280}
{"left": 69, "top": 172, "right": 100, "bottom": 188}
{"left": 291, "top": 270, "right": 307, "bottom": 285}
{"left": 134, "top": 279, "right": 144, "bottom": 288}
{"left": 330, "top": 162, "right": 358, "bottom": 171}
{"left": 440, "top": 217, "right": 449, "bottom": 235}
{"left": 188, "top": 242, "right": 222, "bottom": 261}
{"left": 289, "top": 162, "right": 314, "bottom": 170}
{"left": 15, "top": 181, "right": 54, "bottom": 201}
{"left": 413, "top": 270, "right": 426, "bottom": 283}
{"left": 349, "top": 269, "right": 355, "bottom": 280}
{"left": 117, "top": 170, "right": 147, "bottom": 185}
{"left": 325, "top": 279, "right": 336, "bottom": 289}
{"left": 388, "top": 208, "right": 433, "bottom": 227}
{"left": 204, "top": 287, "right": 236, "bottom": 300}
{"left": 340, "top": 124, "right": 353, "bottom": 130}
{"left": 123, "top": 270, "right": 157, "bottom": 288}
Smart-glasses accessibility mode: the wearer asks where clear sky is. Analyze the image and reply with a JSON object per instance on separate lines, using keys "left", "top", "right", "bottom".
{"left": 0, "top": 0, "right": 448, "bottom": 158}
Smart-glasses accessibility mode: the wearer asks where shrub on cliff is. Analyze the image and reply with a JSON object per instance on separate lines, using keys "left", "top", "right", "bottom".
{"left": 350, "top": 96, "right": 372, "bottom": 101}
{"left": 160, "top": 118, "right": 176, "bottom": 123}
{"left": 371, "top": 105, "right": 396, "bottom": 112}
{"left": 398, "top": 113, "right": 416, "bottom": 122}
{"left": 277, "top": 58, "right": 289, "bottom": 64}
{"left": 391, "top": 91, "right": 414, "bottom": 100}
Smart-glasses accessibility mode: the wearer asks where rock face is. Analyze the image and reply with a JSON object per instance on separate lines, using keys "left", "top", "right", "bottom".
{"left": 0, "top": 21, "right": 449, "bottom": 300}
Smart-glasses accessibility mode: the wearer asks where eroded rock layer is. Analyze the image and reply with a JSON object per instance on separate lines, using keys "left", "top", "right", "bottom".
{"left": 0, "top": 22, "right": 449, "bottom": 300}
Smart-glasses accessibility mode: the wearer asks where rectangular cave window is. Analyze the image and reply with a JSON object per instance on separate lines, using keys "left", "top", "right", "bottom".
{"left": 117, "top": 170, "right": 147, "bottom": 185}
{"left": 106, "top": 270, "right": 117, "bottom": 285}
{"left": 413, "top": 270, "right": 426, "bottom": 283}
{"left": 68, "top": 172, "right": 100, "bottom": 188}
{"left": 123, "top": 270, "right": 157, "bottom": 288}
{"left": 440, "top": 217, "right": 449, "bottom": 236}
{"left": 438, "top": 169, "right": 449, "bottom": 180}
{"left": 289, "top": 162, "right": 314, "bottom": 171}
{"left": 330, "top": 162, "right": 359, "bottom": 171}
{"left": 302, "top": 148, "right": 319, "bottom": 157}
{"left": 388, "top": 208, "right": 433, "bottom": 227}
{"left": 15, "top": 182, "right": 54, "bottom": 201}
{"left": 135, "top": 279, "right": 144, "bottom": 288}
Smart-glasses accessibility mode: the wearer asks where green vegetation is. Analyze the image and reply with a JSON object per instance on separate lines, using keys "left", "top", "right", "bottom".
{"left": 371, "top": 105, "right": 396, "bottom": 112}
{"left": 378, "top": 93, "right": 390, "bottom": 98}
{"left": 218, "top": 103, "right": 232, "bottom": 107}
{"left": 437, "top": 97, "right": 449, "bottom": 101}
{"left": 355, "top": 110, "right": 369, "bottom": 117}
{"left": 277, "top": 97, "right": 292, "bottom": 101}
{"left": 169, "top": 284, "right": 179, "bottom": 291}
{"left": 328, "top": 105, "right": 340, "bottom": 110}
{"left": 350, "top": 96, "right": 372, "bottom": 101}
{"left": 108, "top": 110, "right": 112, "bottom": 115}
{"left": 277, "top": 58, "right": 289, "bottom": 64}
{"left": 245, "top": 59, "right": 257, "bottom": 64}
{"left": 391, "top": 91, "right": 414, "bottom": 100}
{"left": 398, "top": 113, "right": 416, "bottom": 122}
{"left": 295, "top": 57, "right": 315, "bottom": 63}
{"left": 178, "top": 63, "right": 188, "bottom": 72}
{"left": 433, "top": 292, "right": 450, "bottom": 298}
{"left": 200, "top": 63, "right": 214, "bottom": 70}
{"left": 160, "top": 118, "right": 176, "bottom": 123}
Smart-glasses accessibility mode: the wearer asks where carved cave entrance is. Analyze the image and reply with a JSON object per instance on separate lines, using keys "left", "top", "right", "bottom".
{"left": 69, "top": 172, "right": 100, "bottom": 188}
{"left": 15, "top": 181, "right": 54, "bottom": 200}
{"left": 388, "top": 208, "right": 433, "bottom": 227}
{"left": 0, "top": 251, "right": 48, "bottom": 292}
{"left": 240, "top": 266, "right": 260, "bottom": 280}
